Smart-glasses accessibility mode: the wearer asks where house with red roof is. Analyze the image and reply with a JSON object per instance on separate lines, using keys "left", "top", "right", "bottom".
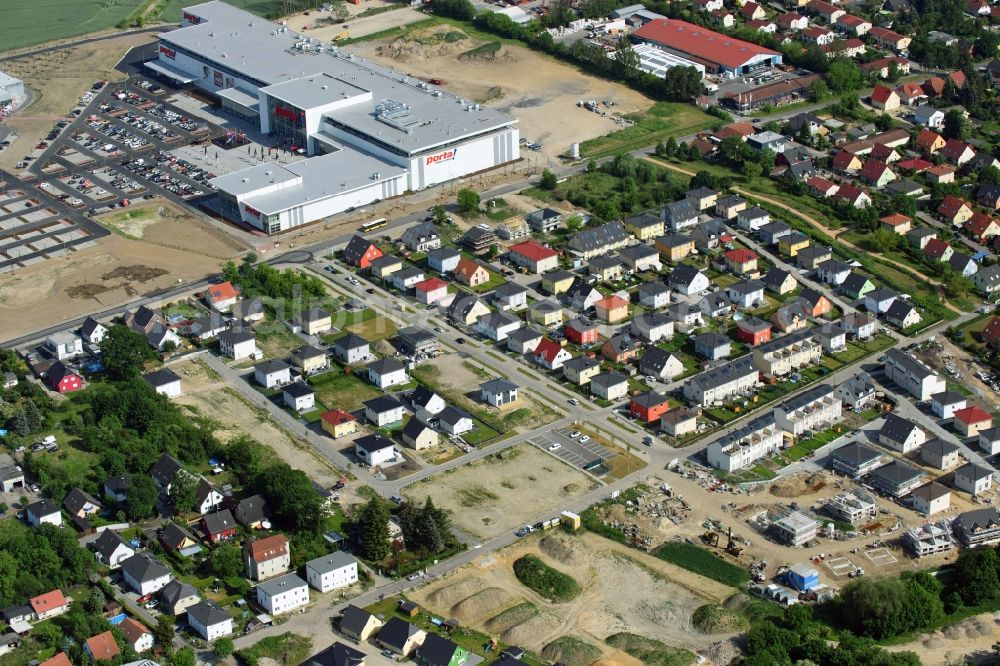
{"left": 595, "top": 295, "right": 630, "bottom": 323}
{"left": 870, "top": 85, "right": 899, "bottom": 111}
{"left": 836, "top": 13, "right": 872, "bottom": 36}
{"left": 968, "top": 0, "right": 990, "bottom": 14}
{"left": 808, "top": 0, "right": 844, "bottom": 22}
{"left": 870, "top": 143, "right": 900, "bottom": 164}
{"left": 897, "top": 157, "right": 933, "bottom": 173}
{"left": 724, "top": 248, "right": 759, "bottom": 274}
{"left": 533, "top": 338, "right": 573, "bottom": 370}
{"left": 742, "top": 1, "right": 766, "bottom": 19}
{"left": 31, "top": 589, "right": 69, "bottom": 621}
{"left": 708, "top": 9, "right": 735, "bottom": 27}
{"left": 120, "top": 617, "right": 154, "bottom": 653}
{"left": 868, "top": 27, "right": 911, "bottom": 51}
{"left": 630, "top": 19, "right": 782, "bottom": 76}
{"left": 937, "top": 195, "right": 973, "bottom": 226}
{"left": 982, "top": 316, "right": 1000, "bottom": 349}
{"left": 802, "top": 26, "right": 835, "bottom": 44}
{"left": 832, "top": 184, "right": 872, "bottom": 208}
{"left": 941, "top": 139, "right": 976, "bottom": 166}
{"left": 413, "top": 277, "right": 449, "bottom": 305}
{"left": 954, "top": 406, "right": 993, "bottom": 438}
{"left": 508, "top": 240, "right": 559, "bottom": 273}
{"left": 915, "top": 129, "right": 946, "bottom": 154}
{"left": 879, "top": 213, "right": 912, "bottom": 235}
{"left": 454, "top": 257, "right": 490, "bottom": 287}
{"left": 860, "top": 160, "right": 897, "bottom": 188}
{"left": 924, "top": 238, "right": 954, "bottom": 262}
{"left": 777, "top": 12, "right": 808, "bottom": 30}
{"left": 807, "top": 176, "right": 839, "bottom": 197}
{"left": 897, "top": 81, "right": 927, "bottom": 106}
{"left": 630, "top": 392, "right": 671, "bottom": 423}
{"left": 965, "top": 212, "right": 1000, "bottom": 241}
{"left": 205, "top": 281, "right": 239, "bottom": 311}
{"left": 746, "top": 18, "right": 777, "bottom": 32}
{"left": 948, "top": 70, "right": 968, "bottom": 88}
{"left": 320, "top": 409, "right": 357, "bottom": 439}
{"left": 832, "top": 151, "right": 863, "bottom": 173}
{"left": 84, "top": 631, "right": 120, "bottom": 661}
{"left": 924, "top": 164, "right": 957, "bottom": 184}
{"left": 923, "top": 76, "right": 946, "bottom": 98}
{"left": 823, "top": 38, "right": 865, "bottom": 58}
{"left": 40, "top": 654, "right": 71, "bottom": 666}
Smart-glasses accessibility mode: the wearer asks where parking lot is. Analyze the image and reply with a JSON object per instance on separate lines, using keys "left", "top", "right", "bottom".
{"left": 529, "top": 427, "right": 613, "bottom": 472}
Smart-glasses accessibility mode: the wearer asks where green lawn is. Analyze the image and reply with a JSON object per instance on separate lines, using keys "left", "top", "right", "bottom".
{"left": 308, "top": 372, "right": 381, "bottom": 412}
{"left": 346, "top": 315, "right": 397, "bottom": 342}
{"left": 579, "top": 103, "right": 719, "bottom": 159}
{"left": 0, "top": 0, "right": 145, "bottom": 51}
{"left": 655, "top": 542, "right": 750, "bottom": 587}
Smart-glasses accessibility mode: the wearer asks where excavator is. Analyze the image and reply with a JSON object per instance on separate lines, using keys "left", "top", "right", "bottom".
{"left": 333, "top": 31, "right": 350, "bottom": 42}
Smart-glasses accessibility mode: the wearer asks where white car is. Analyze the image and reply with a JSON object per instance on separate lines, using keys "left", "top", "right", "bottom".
{"left": 578, "top": 435, "right": 591, "bottom": 444}
{"left": 547, "top": 443, "right": 562, "bottom": 452}
{"left": 569, "top": 431, "right": 581, "bottom": 439}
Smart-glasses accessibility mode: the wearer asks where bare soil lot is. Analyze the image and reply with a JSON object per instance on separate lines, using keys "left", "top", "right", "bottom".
{"left": 174, "top": 358, "right": 349, "bottom": 489}
{"left": 350, "top": 24, "right": 654, "bottom": 167}
{"left": 409, "top": 530, "right": 731, "bottom": 664}
{"left": 97, "top": 199, "right": 245, "bottom": 259}
{"left": 403, "top": 444, "right": 599, "bottom": 540}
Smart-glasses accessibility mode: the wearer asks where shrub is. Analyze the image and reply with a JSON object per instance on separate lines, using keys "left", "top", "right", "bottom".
{"left": 655, "top": 542, "right": 749, "bottom": 587}
{"left": 513, "top": 554, "right": 580, "bottom": 601}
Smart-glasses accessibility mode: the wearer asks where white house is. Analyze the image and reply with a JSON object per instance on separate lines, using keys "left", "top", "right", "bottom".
{"left": 367, "top": 358, "right": 409, "bottom": 389}
{"left": 195, "top": 479, "right": 225, "bottom": 515}
{"left": 364, "top": 396, "right": 406, "bottom": 427}
{"left": 45, "top": 332, "right": 83, "bottom": 361}
{"left": 878, "top": 414, "right": 926, "bottom": 454}
{"left": 254, "top": 360, "right": 291, "bottom": 389}
{"left": 256, "top": 573, "right": 310, "bottom": 615}
{"left": 737, "top": 207, "right": 770, "bottom": 231}
{"left": 91, "top": 530, "right": 135, "bottom": 568}
{"left": 282, "top": 382, "right": 316, "bottom": 412}
{"left": 474, "top": 311, "right": 522, "bottom": 342}
{"left": 439, "top": 406, "right": 474, "bottom": 435}
{"left": 333, "top": 334, "right": 370, "bottom": 366}
{"left": 120, "top": 618, "right": 155, "bottom": 653}
{"left": 884, "top": 348, "right": 946, "bottom": 401}
{"left": 305, "top": 551, "right": 359, "bottom": 593}
{"left": 121, "top": 553, "right": 173, "bottom": 596}
{"left": 187, "top": 601, "right": 233, "bottom": 641}
{"left": 410, "top": 386, "right": 446, "bottom": 416}
{"left": 219, "top": 329, "right": 258, "bottom": 361}
{"left": 26, "top": 500, "right": 62, "bottom": 528}
{"left": 355, "top": 434, "right": 398, "bottom": 467}
{"left": 480, "top": 378, "right": 519, "bottom": 407}
{"left": 143, "top": 368, "right": 182, "bottom": 398}
{"left": 80, "top": 317, "right": 108, "bottom": 344}
{"left": 954, "top": 463, "right": 994, "bottom": 496}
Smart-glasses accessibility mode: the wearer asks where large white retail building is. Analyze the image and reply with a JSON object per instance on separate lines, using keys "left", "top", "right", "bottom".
{"left": 152, "top": 1, "right": 519, "bottom": 233}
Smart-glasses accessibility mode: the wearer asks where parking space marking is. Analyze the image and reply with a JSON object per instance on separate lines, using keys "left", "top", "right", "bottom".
{"left": 825, "top": 557, "right": 855, "bottom": 576}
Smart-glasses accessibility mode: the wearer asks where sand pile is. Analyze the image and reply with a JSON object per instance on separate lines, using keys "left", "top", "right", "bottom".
{"left": 449, "top": 587, "right": 514, "bottom": 624}
{"left": 702, "top": 639, "right": 741, "bottom": 665}
{"left": 426, "top": 577, "right": 486, "bottom": 608}
{"left": 486, "top": 602, "right": 538, "bottom": 634}
{"left": 502, "top": 611, "right": 562, "bottom": 645}
{"left": 540, "top": 535, "right": 585, "bottom": 566}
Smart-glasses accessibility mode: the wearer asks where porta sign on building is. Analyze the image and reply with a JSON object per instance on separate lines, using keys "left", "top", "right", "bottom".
{"left": 159, "top": 45, "right": 176, "bottom": 59}
{"left": 425, "top": 148, "right": 458, "bottom": 165}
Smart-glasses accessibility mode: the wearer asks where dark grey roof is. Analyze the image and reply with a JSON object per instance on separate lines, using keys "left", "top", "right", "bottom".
{"left": 738, "top": 316, "right": 771, "bottom": 333}
{"left": 81, "top": 316, "right": 104, "bottom": 338}
{"left": 427, "top": 247, "right": 461, "bottom": 262}
{"left": 257, "top": 573, "right": 307, "bottom": 597}
{"left": 589, "top": 254, "right": 623, "bottom": 270}
{"left": 640, "top": 347, "right": 677, "bottom": 375}
{"left": 932, "top": 391, "right": 965, "bottom": 406}
{"left": 481, "top": 378, "right": 518, "bottom": 393}
{"left": 687, "top": 186, "right": 718, "bottom": 199}
{"left": 631, "top": 391, "right": 670, "bottom": 408}
{"left": 343, "top": 235, "right": 377, "bottom": 265}
{"left": 369, "top": 357, "right": 406, "bottom": 375}
{"left": 624, "top": 211, "right": 663, "bottom": 229}
{"left": 232, "top": 298, "right": 264, "bottom": 319}
{"left": 122, "top": 553, "right": 170, "bottom": 583}
{"left": 92, "top": 529, "right": 129, "bottom": 561}
{"left": 885, "top": 348, "right": 937, "bottom": 380}
{"left": 657, "top": 233, "right": 693, "bottom": 248}
{"left": 880, "top": 413, "right": 921, "bottom": 444}
{"left": 447, "top": 294, "right": 484, "bottom": 321}
{"left": 160, "top": 579, "right": 199, "bottom": 606}
{"left": 150, "top": 453, "right": 183, "bottom": 488}
{"left": 591, "top": 371, "right": 628, "bottom": 389}
{"left": 303, "top": 642, "right": 367, "bottom": 666}
{"left": 728, "top": 279, "right": 765, "bottom": 296}
{"left": 567, "top": 221, "right": 628, "bottom": 253}
{"left": 439, "top": 405, "right": 473, "bottom": 427}
{"left": 923, "top": 438, "right": 958, "bottom": 457}
{"left": 957, "top": 462, "right": 993, "bottom": 482}
{"left": 507, "top": 327, "right": 543, "bottom": 344}
{"left": 371, "top": 254, "right": 403, "bottom": 270}
{"left": 868, "top": 460, "right": 923, "bottom": 487}
{"left": 604, "top": 332, "right": 638, "bottom": 355}
{"left": 685, "top": 356, "right": 757, "bottom": 392}
{"left": 161, "top": 522, "right": 197, "bottom": 549}
{"left": 283, "top": 381, "right": 314, "bottom": 398}
{"left": 417, "top": 634, "right": 461, "bottom": 666}
{"left": 762, "top": 267, "right": 792, "bottom": 290}
{"left": 377, "top": 617, "right": 423, "bottom": 650}
{"left": 714, "top": 413, "right": 777, "bottom": 448}
{"left": 757, "top": 329, "right": 815, "bottom": 354}
{"left": 306, "top": 551, "right": 356, "bottom": 575}
{"left": 832, "top": 442, "right": 882, "bottom": 466}
{"left": 759, "top": 221, "right": 791, "bottom": 237}
{"left": 493, "top": 282, "right": 528, "bottom": 298}
{"left": 667, "top": 263, "right": 704, "bottom": 288}
{"left": 355, "top": 434, "right": 395, "bottom": 453}
{"left": 202, "top": 509, "right": 237, "bottom": 535}
{"left": 663, "top": 199, "right": 698, "bottom": 223}
{"left": 410, "top": 385, "right": 441, "bottom": 410}
{"left": 885, "top": 299, "right": 918, "bottom": 323}
{"left": 955, "top": 507, "right": 1000, "bottom": 532}
{"left": 187, "top": 600, "right": 230, "bottom": 627}
{"left": 340, "top": 605, "right": 377, "bottom": 636}
{"left": 840, "top": 272, "right": 873, "bottom": 294}
{"left": 235, "top": 494, "right": 271, "bottom": 526}
{"left": 478, "top": 310, "right": 520, "bottom": 329}
{"left": 255, "top": 359, "right": 290, "bottom": 375}
{"left": 364, "top": 395, "right": 403, "bottom": 413}
{"left": 695, "top": 332, "right": 730, "bottom": 350}
{"left": 293, "top": 345, "right": 327, "bottom": 360}
{"left": 563, "top": 355, "right": 600, "bottom": 372}
{"left": 63, "top": 488, "right": 102, "bottom": 515}
{"left": 334, "top": 333, "right": 369, "bottom": 353}
{"left": 638, "top": 281, "right": 670, "bottom": 296}
{"left": 716, "top": 194, "right": 745, "bottom": 208}
{"left": 402, "top": 417, "right": 434, "bottom": 440}
{"left": 104, "top": 475, "right": 128, "bottom": 493}
{"left": 1, "top": 604, "right": 33, "bottom": 622}
{"left": 219, "top": 328, "right": 255, "bottom": 345}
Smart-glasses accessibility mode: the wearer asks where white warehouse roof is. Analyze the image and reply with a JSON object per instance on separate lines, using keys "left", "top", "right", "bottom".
{"left": 611, "top": 43, "right": 705, "bottom": 78}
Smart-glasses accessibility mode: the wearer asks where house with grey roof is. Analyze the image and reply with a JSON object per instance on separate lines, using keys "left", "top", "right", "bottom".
{"left": 567, "top": 221, "right": 629, "bottom": 259}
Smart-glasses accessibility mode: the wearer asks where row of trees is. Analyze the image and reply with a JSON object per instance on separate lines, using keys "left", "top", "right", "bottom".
{"left": 220, "top": 253, "right": 327, "bottom": 302}
{"left": 357, "top": 496, "right": 455, "bottom": 562}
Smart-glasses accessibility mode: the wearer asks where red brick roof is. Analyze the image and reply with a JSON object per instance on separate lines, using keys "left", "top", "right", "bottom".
{"left": 942, "top": 139, "right": 973, "bottom": 162}
{"left": 40, "top": 654, "right": 72, "bottom": 666}
{"left": 871, "top": 85, "right": 895, "bottom": 104}
{"left": 832, "top": 150, "right": 860, "bottom": 171}
{"left": 955, "top": 406, "right": 992, "bottom": 425}
{"left": 983, "top": 316, "right": 1000, "bottom": 345}
{"left": 455, "top": 257, "right": 485, "bottom": 282}
{"left": 879, "top": 213, "right": 911, "bottom": 227}
{"left": 807, "top": 175, "right": 838, "bottom": 192}
{"left": 837, "top": 13, "right": 867, "bottom": 26}
{"left": 631, "top": 19, "right": 780, "bottom": 69}
{"left": 937, "top": 195, "right": 970, "bottom": 219}
{"left": 119, "top": 618, "right": 151, "bottom": 646}
{"left": 924, "top": 238, "right": 951, "bottom": 258}
{"left": 85, "top": 631, "right": 120, "bottom": 661}
{"left": 30, "top": 589, "right": 67, "bottom": 615}
{"left": 896, "top": 158, "right": 932, "bottom": 172}
{"left": 724, "top": 248, "right": 758, "bottom": 263}
{"left": 596, "top": 295, "right": 629, "bottom": 310}
{"left": 510, "top": 240, "right": 558, "bottom": 262}
{"left": 247, "top": 534, "right": 289, "bottom": 562}
{"left": 207, "top": 281, "right": 238, "bottom": 303}
{"left": 860, "top": 159, "right": 893, "bottom": 181}
{"left": 414, "top": 277, "right": 448, "bottom": 293}
{"left": 868, "top": 26, "right": 905, "bottom": 42}
{"left": 965, "top": 212, "right": 999, "bottom": 238}
{"left": 321, "top": 409, "right": 356, "bottom": 426}
{"left": 915, "top": 129, "right": 943, "bottom": 150}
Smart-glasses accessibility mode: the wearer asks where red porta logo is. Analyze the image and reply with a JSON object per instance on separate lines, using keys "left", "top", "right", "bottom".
{"left": 244, "top": 205, "right": 261, "bottom": 218}
{"left": 159, "top": 45, "right": 176, "bottom": 59}
{"left": 274, "top": 106, "right": 301, "bottom": 122}
{"left": 425, "top": 148, "right": 458, "bottom": 166}
{"left": 182, "top": 11, "right": 201, "bottom": 23}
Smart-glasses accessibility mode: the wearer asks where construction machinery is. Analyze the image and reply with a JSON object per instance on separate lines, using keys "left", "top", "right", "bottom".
{"left": 701, "top": 531, "right": 719, "bottom": 547}
{"left": 725, "top": 528, "right": 743, "bottom": 557}
{"left": 334, "top": 31, "right": 350, "bottom": 42}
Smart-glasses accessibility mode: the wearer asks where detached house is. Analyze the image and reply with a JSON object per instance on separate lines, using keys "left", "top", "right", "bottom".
{"left": 937, "top": 195, "right": 973, "bottom": 226}
{"left": 188, "top": 601, "right": 233, "bottom": 641}
{"left": 367, "top": 358, "right": 409, "bottom": 389}
{"left": 343, "top": 235, "right": 382, "bottom": 269}
{"left": 243, "top": 534, "right": 291, "bottom": 581}
{"left": 30, "top": 590, "right": 69, "bottom": 621}
{"left": 122, "top": 553, "right": 173, "bottom": 596}
{"left": 202, "top": 510, "right": 238, "bottom": 543}
{"left": 639, "top": 347, "right": 684, "bottom": 381}
{"left": 454, "top": 258, "right": 490, "bottom": 287}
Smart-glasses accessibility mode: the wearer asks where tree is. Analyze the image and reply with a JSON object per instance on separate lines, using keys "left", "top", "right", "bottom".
{"left": 612, "top": 36, "right": 640, "bottom": 81}
{"left": 943, "top": 109, "right": 969, "bottom": 140}
{"left": 429, "top": 0, "right": 475, "bottom": 20}
{"left": 662, "top": 66, "right": 703, "bottom": 101}
{"left": 252, "top": 463, "right": 324, "bottom": 532}
{"left": 214, "top": 637, "right": 234, "bottom": 659}
{"left": 742, "top": 161, "right": 763, "bottom": 180}
{"left": 100, "top": 325, "right": 155, "bottom": 380}
{"left": 826, "top": 59, "right": 862, "bottom": 92}
{"left": 359, "top": 497, "right": 390, "bottom": 561}
{"left": 565, "top": 214, "right": 583, "bottom": 231}
{"left": 456, "top": 188, "right": 480, "bottom": 213}
{"left": 210, "top": 543, "right": 243, "bottom": 579}
{"left": 171, "top": 646, "right": 197, "bottom": 666}
{"left": 167, "top": 471, "right": 198, "bottom": 514}
{"left": 13, "top": 399, "right": 42, "bottom": 436}
{"left": 432, "top": 205, "right": 448, "bottom": 225}
{"left": 223, "top": 435, "right": 265, "bottom": 481}
{"left": 154, "top": 615, "right": 175, "bottom": 648}
{"left": 125, "top": 474, "right": 158, "bottom": 521}
{"left": 664, "top": 136, "right": 678, "bottom": 157}
{"left": 540, "top": 169, "right": 558, "bottom": 190}
{"left": 952, "top": 546, "right": 1000, "bottom": 605}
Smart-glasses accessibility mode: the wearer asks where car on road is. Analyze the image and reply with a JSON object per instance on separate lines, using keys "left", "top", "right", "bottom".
{"left": 29, "top": 483, "right": 40, "bottom": 493}
{"left": 434, "top": 327, "right": 443, "bottom": 332}
{"left": 365, "top": 288, "right": 375, "bottom": 294}
{"left": 144, "top": 600, "right": 158, "bottom": 609}
{"left": 515, "top": 525, "right": 533, "bottom": 537}
{"left": 455, "top": 337, "right": 465, "bottom": 344}
{"left": 381, "top": 650, "right": 395, "bottom": 659}
{"left": 547, "top": 443, "right": 562, "bottom": 452}
{"left": 390, "top": 496, "right": 404, "bottom": 504}
{"left": 569, "top": 431, "right": 581, "bottom": 439}
{"left": 406, "top": 574, "right": 419, "bottom": 581}
{"left": 578, "top": 435, "right": 591, "bottom": 444}
{"left": 568, "top": 398, "right": 580, "bottom": 405}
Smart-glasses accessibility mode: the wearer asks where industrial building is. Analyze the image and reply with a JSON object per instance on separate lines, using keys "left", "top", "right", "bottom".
{"left": 610, "top": 43, "right": 706, "bottom": 79}
{"left": 0, "top": 70, "right": 25, "bottom": 112}
{"left": 631, "top": 18, "right": 781, "bottom": 77}
{"left": 155, "top": 1, "right": 518, "bottom": 233}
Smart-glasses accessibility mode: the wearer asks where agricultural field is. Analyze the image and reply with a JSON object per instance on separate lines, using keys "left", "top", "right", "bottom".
{"left": 402, "top": 444, "right": 598, "bottom": 540}
{"left": 408, "top": 530, "right": 733, "bottom": 665}
{"left": 0, "top": 0, "right": 146, "bottom": 52}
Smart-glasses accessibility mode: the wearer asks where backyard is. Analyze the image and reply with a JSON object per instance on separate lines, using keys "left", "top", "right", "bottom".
{"left": 308, "top": 371, "right": 382, "bottom": 412}
{"left": 579, "top": 102, "right": 719, "bottom": 159}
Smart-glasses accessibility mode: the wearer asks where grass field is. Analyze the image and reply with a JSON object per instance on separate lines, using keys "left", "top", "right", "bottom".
{"left": 579, "top": 102, "right": 718, "bottom": 159}
{"left": 0, "top": 0, "right": 144, "bottom": 52}
{"left": 655, "top": 542, "right": 750, "bottom": 587}
{"left": 309, "top": 371, "right": 381, "bottom": 411}
{"left": 605, "top": 633, "right": 695, "bottom": 666}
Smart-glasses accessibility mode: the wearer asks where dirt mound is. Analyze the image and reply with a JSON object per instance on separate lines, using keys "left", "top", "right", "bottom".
{"left": 449, "top": 587, "right": 515, "bottom": 624}
{"left": 540, "top": 534, "right": 585, "bottom": 566}
{"left": 485, "top": 602, "right": 538, "bottom": 634}
{"left": 702, "top": 639, "right": 741, "bottom": 665}
{"left": 541, "top": 636, "right": 603, "bottom": 666}
{"left": 426, "top": 577, "right": 487, "bottom": 608}
{"left": 769, "top": 472, "right": 826, "bottom": 498}
{"left": 692, "top": 604, "right": 749, "bottom": 634}
{"left": 458, "top": 44, "right": 517, "bottom": 63}
{"left": 375, "top": 27, "right": 472, "bottom": 62}
{"left": 501, "top": 611, "right": 562, "bottom": 645}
